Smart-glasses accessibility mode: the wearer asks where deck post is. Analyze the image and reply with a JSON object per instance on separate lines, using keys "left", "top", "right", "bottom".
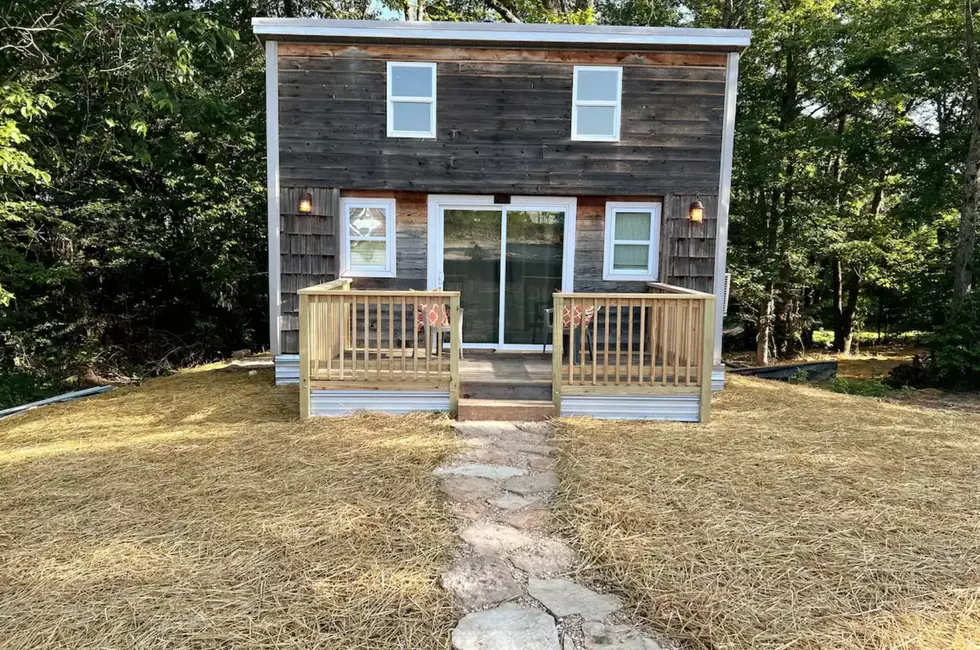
{"left": 552, "top": 293, "right": 564, "bottom": 415}
{"left": 299, "top": 292, "right": 311, "bottom": 419}
{"left": 699, "top": 296, "right": 715, "bottom": 422}
{"left": 449, "top": 293, "right": 461, "bottom": 415}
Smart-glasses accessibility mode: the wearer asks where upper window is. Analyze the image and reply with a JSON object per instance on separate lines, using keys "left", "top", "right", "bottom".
{"left": 571, "top": 66, "right": 622, "bottom": 142}
{"left": 341, "top": 197, "right": 397, "bottom": 278}
{"left": 387, "top": 62, "right": 436, "bottom": 139}
{"left": 603, "top": 202, "right": 661, "bottom": 281}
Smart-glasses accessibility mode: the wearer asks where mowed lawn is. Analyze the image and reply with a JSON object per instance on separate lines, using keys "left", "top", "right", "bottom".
{"left": 0, "top": 367, "right": 459, "bottom": 650}
{"left": 555, "top": 377, "right": 980, "bottom": 650}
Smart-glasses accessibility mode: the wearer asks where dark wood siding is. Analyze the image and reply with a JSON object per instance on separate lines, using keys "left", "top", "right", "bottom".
{"left": 574, "top": 193, "right": 717, "bottom": 294}
{"left": 277, "top": 44, "right": 725, "bottom": 195}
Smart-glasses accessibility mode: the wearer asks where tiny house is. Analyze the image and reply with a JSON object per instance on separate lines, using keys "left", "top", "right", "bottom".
{"left": 253, "top": 18, "right": 749, "bottom": 421}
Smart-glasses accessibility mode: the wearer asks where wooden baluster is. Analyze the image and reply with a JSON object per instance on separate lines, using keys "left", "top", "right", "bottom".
{"left": 413, "top": 301, "right": 419, "bottom": 380}
{"left": 686, "top": 301, "right": 695, "bottom": 385}
{"left": 437, "top": 300, "right": 444, "bottom": 380}
{"left": 589, "top": 298, "right": 599, "bottom": 386}
{"left": 552, "top": 293, "right": 564, "bottom": 414}
{"left": 673, "top": 299, "right": 682, "bottom": 386}
{"left": 565, "top": 302, "right": 572, "bottom": 386}
{"left": 363, "top": 296, "right": 369, "bottom": 382}
{"left": 388, "top": 297, "right": 395, "bottom": 381}
{"left": 425, "top": 302, "right": 431, "bottom": 380}
{"left": 661, "top": 301, "right": 669, "bottom": 386}
{"left": 614, "top": 303, "right": 622, "bottom": 385}
{"left": 339, "top": 297, "right": 347, "bottom": 380}
{"left": 578, "top": 301, "right": 586, "bottom": 386}
{"left": 638, "top": 298, "right": 646, "bottom": 384}
{"left": 650, "top": 300, "right": 660, "bottom": 385}
{"left": 401, "top": 297, "right": 407, "bottom": 380}
{"left": 626, "top": 299, "right": 634, "bottom": 385}
{"left": 603, "top": 297, "right": 610, "bottom": 385}
{"left": 324, "top": 296, "right": 333, "bottom": 381}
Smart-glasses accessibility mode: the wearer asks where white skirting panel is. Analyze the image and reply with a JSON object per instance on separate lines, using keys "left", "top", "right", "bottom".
{"left": 275, "top": 354, "right": 300, "bottom": 385}
{"left": 560, "top": 395, "right": 700, "bottom": 422}
{"left": 311, "top": 390, "right": 451, "bottom": 416}
{"left": 712, "top": 368, "right": 726, "bottom": 392}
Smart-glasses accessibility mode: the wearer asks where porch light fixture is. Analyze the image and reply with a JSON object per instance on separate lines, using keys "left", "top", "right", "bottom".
{"left": 689, "top": 199, "right": 705, "bottom": 223}
{"left": 297, "top": 191, "right": 313, "bottom": 214}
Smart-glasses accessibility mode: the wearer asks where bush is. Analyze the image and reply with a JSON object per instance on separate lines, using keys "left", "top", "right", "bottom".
{"left": 825, "top": 377, "right": 895, "bottom": 398}
{"left": 887, "top": 295, "right": 980, "bottom": 390}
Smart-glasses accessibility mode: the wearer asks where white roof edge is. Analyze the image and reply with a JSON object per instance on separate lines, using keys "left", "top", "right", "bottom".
{"left": 251, "top": 18, "right": 751, "bottom": 49}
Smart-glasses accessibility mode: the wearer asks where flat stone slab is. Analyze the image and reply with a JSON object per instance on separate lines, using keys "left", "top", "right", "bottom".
{"left": 516, "top": 422, "right": 553, "bottom": 436}
{"left": 528, "top": 456, "right": 556, "bottom": 472}
{"left": 454, "top": 447, "right": 524, "bottom": 466}
{"left": 528, "top": 578, "right": 622, "bottom": 621}
{"left": 498, "top": 507, "right": 551, "bottom": 532}
{"left": 489, "top": 493, "right": 544, "bottom": 511}
{"left": 441, "top": 555, "right": 523, "bottom": 610}
{"left": 582, "top": 623, "right": 668, "bottom": 650}
{"left": 435, "top": 464, "right": 527, "bottom": 480}
{"left": 513, "top": 443, "right": 556, "bottom": 456}
{"left": 504, "top": 472, "right": 558, "bottom": 496}
{"left": 440, "top": 476, "right": 501, "bottom": 502}
{"left": 509, "top": 538, "right": 577, "bottom": 576}
{"left": 460, "top": 522, "right": 534, "bottom": 555}
{"left": 452, "top": 604, "right": 561, "bottom": 650}
{"left": 454, "top": 422, "right": 521, "bottom": 439}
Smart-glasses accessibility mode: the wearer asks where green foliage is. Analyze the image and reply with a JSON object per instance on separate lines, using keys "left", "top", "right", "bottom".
{"left": 824, "top": 377, "right": 896, "bottom": 398}
{"left": 926, "top": 295, "right": 980, "bottom": 389}
{"left": 810, "top": 330, "right": 925, "bottom": 347}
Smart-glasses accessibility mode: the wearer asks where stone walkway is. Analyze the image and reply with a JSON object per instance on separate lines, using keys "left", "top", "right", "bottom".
{"left": 436, "top": 421, "right": 670, "bottom": 650}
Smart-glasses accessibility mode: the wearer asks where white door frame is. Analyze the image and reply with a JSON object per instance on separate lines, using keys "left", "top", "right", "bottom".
{"left": 426, "top": 194, "right": 577, "bottom": 351}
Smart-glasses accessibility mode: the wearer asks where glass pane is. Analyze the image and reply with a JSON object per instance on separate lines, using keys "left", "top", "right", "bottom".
{"left": 614, "top": 211, "right": 651, "bottom": 240}
{"left": 576, "top": 105, "right": 617, "bottom": 137}
{"left": 348, "top": 207, "right": 387, "bottom": 237}
{"left": 504, "top": 210, "right": 564, "bottom": 345}
{"left": 350, "top": 241, "right": 387, "bottom": 270}
{"left": 613, "top": 244, "right": 650, "bottom": 271}
{"left": 443, "top": 209, "right": 503, "bottom": 344}
{"left": 392, "top": 101, "right": 432, "bottom": 133}
{"left": 390, "top": 65, "right": 433, "bottom": 97}
{"left": 576, "top": 69, "right": 619, "bottom": 101}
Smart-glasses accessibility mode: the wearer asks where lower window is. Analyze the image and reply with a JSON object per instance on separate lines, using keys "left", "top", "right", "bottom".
{"left": 603, "top": 202, "right": 662, "bottom": 281}
{"left": 341, "top": 197, "right": 396, "bottom": 278}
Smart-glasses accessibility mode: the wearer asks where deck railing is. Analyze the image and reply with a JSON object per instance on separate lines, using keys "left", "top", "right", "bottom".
{"left": 552, "top": 288, "right": 715, "bottom": 422}
{"left": 297, "top": 280, "right": 461, "bottom": 418}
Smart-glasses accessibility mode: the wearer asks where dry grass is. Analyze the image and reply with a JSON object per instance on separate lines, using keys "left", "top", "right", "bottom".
{"left": 554, "top": 376, "right": 980, "bottom": 650}
{"left": 0, "top": 366, "right": 460, "bottom": 650}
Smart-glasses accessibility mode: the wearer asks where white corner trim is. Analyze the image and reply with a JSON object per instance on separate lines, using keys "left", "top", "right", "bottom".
{"left": 571, "top": 66, "right": 622, "bottom": 142}
{"left": 602, "top": 201, "right": 662, "bottom": 282}
{"left": 713, "top": 52, "right": 739, "bottom": 364}
{"left": 251, "top": 19, "right": 752, "bottom": 50}
{"left": 386, "top": 61, "right": 437, "bottom": 139}
{"left": 265, "top": 40, "right": 281, "bottom": 356}
{"left": 339, "top": 197, "right": 398, "bottom": 278}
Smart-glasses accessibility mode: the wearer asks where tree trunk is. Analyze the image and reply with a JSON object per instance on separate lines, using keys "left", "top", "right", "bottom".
{"left": 953, "top": 0, "right": 980, "bottom": 311}
{"left": 282, "top": 0, "right": 295, "bottom": 17}
{"left": 757, "top": 284, "right": 776, "bottom": 365}
{"left": 832, "top": 257, "right": 860, "bottom": 354}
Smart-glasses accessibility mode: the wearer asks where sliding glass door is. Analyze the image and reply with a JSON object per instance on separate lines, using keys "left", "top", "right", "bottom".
{"left": 440, "top": 203, "right": 566, "bottom": 349}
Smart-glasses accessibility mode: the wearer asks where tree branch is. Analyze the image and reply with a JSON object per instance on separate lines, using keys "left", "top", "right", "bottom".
{"left": 486, "top": 0, "right": 522, "bottom": 23}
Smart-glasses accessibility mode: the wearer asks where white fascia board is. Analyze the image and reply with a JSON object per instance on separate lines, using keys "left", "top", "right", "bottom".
{"left": 251, "top": 18, "right": 751, "bottom": 50}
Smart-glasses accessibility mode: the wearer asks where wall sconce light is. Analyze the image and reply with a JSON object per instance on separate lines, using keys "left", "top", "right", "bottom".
{"left": 689, "top": 199, "right": 705, "bottom": 223}
{"left": 297, "top": 191, "right": 313, "bottom": 214}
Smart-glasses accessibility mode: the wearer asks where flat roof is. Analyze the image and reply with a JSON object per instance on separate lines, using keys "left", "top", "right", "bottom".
{"left": 251, "top": 18, "right": 751, "bottom": 51}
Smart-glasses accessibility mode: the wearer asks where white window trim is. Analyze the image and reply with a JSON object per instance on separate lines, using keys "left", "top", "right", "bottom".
{"left": 340, "top": 197, "right": 397, "bottom": 278}
{"left": 386, "top": 61, "right": 437, "bottom": 139}
{"left": 571, "top": 66, "right": 622, "bottom": 142}
{"left": 603, "top": 201, "right": 661, "bottom": 281}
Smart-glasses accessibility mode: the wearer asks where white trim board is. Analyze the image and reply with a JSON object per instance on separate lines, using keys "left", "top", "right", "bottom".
{"left": 386, "top": 61, "right": 437, "bottom": 139}
{"left": 265, "top": 40, "right": 281, "bottom": 356}
{"left": 712, "top": 52, "right": 740, "bottom": 364}
{"left": 602, "top": 201, "right": 662, "bottom": 282}
{"left": 571, "top": 66, "right": 622, "bottom": 142}
{"left": 339, "top": 196, "right": 397, "bottom": 278}
{"left": 252, "top": 19, "right": 752, "bottom": 50}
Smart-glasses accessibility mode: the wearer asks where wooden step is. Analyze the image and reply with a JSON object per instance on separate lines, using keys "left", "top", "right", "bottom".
{"left": 457, "top": 398, "right": 555, "bottom": 422}
{"left": 461, "top": 380, "right": 552, "bottom": 401}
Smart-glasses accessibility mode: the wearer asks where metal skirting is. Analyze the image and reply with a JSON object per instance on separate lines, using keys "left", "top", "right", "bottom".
{"left": 560, "top": 395, "right": 700, "bottom": 422}
{"left": 311, "top": 390, "right": 450, "bottom": 416}
{"left": 712, "top": 368, "right": 725, "bottom": 392}
{"left": 275, "top": 354, "right": 300, "bottom": 385}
